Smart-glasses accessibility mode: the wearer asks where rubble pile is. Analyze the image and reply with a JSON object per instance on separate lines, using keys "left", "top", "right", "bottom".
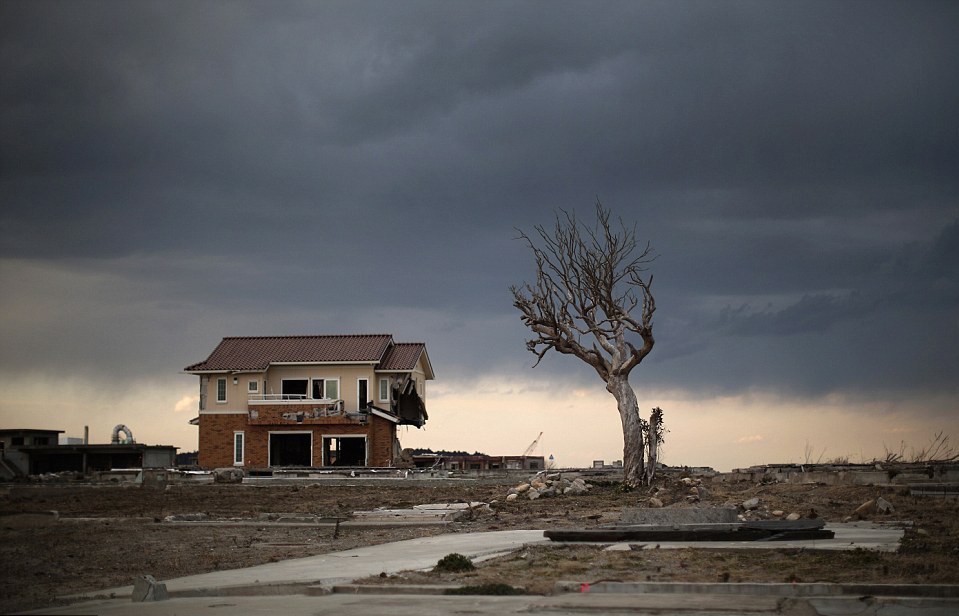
{"left": 505, "top": 471, "right": 591, "bottom": 501}
{"left": 679, "top": 476, "right": 711, "bottom": 502}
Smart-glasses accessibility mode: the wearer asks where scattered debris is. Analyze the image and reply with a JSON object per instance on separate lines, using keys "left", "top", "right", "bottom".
{"left": 131, "top": 575, "right": 168, "bottom": 602}
{"left": 853, "top": 496, "right": 895, "bottom": 519}
{"left": 506, "top": 472, "right": 591, "bottom": 501}
{"left": 742, "top": 497, "right": 760, "bottom": 510}
{"left": 212, "top": 467, "right": 244, "bottom": 484}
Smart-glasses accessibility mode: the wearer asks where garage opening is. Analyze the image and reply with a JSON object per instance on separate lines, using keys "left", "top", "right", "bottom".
{"left": 269, "top": 433, "right": 312, "bottom": 467}
{"left": 323, "top": 436, "right": 366, "bottom": 467}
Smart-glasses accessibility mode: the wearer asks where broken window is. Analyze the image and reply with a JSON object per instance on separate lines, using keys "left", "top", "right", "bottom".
{"left": 312, "top": 379, "right": 324, "bottom": 399}
{"left": 281, "top": 379, "right": 308, "bottom": 400}
{"left": 322, "top": 436, "right": 366, "bottom": 466}
{"left": 357, "top": 379, "right": 369, "bottom": 410}
{"left": 269, "top": 432, "right": 311, "bottom": 466}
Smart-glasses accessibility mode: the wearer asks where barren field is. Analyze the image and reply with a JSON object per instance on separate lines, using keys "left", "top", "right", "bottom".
{"left": 1, "top": 475, "right": 957, "bottom": 613}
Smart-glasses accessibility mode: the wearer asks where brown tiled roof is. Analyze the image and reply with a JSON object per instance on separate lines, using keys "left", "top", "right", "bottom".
{"left": 377, "top": 343, "right": 425, "bottom": 371}
{"left": 184, "top": 334, "right": 394, "bottom": 372}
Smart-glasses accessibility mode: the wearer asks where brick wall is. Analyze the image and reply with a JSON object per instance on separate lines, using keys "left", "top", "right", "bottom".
{"left": 197, "top": 413, "right": 397, "bottom": 469}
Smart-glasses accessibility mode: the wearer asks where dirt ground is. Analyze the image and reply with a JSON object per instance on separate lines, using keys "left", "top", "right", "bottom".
{"left": 1, "top": 475, "right": 957, "bottom": 613}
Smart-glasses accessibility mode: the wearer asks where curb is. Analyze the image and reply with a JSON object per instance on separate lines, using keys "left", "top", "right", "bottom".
{"left": 554, "top": 581, "right": 959, "bottom": 597}
{"left": 328, "top": 584, "right": 461, "bottom": 595}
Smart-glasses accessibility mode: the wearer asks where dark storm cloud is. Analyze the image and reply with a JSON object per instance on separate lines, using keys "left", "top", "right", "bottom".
{"left": 1, "top": 1, "right": 957, "bottom": 401}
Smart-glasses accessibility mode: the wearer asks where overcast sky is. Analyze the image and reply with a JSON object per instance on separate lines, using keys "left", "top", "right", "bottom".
{"left": 2, "top": 1, "right": 957, "bottom": 469}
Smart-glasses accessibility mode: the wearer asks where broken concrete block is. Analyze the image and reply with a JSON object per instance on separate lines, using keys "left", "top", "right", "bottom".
{"left": 741, "top": 497, "right": 760, "bottom": 510}
{"left": 506, "top": 493, "right": 518, "bottom": 502}
{"left": 515, "top": 483, "right": 531, "bottom": 494}
{"left": 527, "top": 489, "right": 541, "bottom": 500}
{"left": 212, "top": 467, "right": 244, "bottom": 484}
{"left": 648, "top": 497, "right": 664, "bottom": 508}
{"left": 772, "top": 510, "right": 784, "bottom": 517}
{"left": 131, "top": 575, "right": 168, "bottom": 602}
{"left": 876, "top": 497, "right": 894, "bottom": 514}
{"left": 163, "top": 513, "right": 209, "bottom": 522}
{"left": 786, "top": 512, "right": 802, "bottom": 521}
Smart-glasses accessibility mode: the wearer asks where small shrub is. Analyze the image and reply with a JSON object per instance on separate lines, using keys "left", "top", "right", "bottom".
{"left": 433, "top": 553, "right": 475, "bottom": 573}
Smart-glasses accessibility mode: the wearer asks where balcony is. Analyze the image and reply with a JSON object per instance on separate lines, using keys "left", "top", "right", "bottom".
{"left": 247, "top": 393, "right": 343, "bottom": 410}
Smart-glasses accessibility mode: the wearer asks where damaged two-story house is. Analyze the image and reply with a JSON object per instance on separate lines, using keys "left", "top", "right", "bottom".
{"left": 184, "top": 334, "right": 433, "bottom": 469}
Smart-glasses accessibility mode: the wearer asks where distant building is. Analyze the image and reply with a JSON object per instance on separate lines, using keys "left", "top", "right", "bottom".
{"left": 0, "top": 428, "right": 176, "bottom": 479}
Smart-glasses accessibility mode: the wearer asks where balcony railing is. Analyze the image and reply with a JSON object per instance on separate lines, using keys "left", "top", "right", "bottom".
{"left": 248, "top": 393, "right": 342, "bottom": 408}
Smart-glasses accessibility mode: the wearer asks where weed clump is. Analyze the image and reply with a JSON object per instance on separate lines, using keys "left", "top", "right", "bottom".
{"left": 434, "top": 553, "right": 475, "bottom": 573}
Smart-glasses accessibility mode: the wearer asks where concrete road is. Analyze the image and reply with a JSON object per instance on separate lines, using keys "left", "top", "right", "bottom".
{"left": 27, "top": 523, "right": 920, "bottom": 616}
{"left": 29, "top": 592, "right": 959, "bottom": 615}
{"left": 78, "top": 523, "right": 901, "bottom": 601}
{"left": 84, "top": 529, "right": 550, "bottom": 599}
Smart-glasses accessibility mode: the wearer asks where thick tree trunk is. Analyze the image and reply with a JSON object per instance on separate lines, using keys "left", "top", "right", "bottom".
{"left": 606, "top": 375, "right": 645, "bottom": 486}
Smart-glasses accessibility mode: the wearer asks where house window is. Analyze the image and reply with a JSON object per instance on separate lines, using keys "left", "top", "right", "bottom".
{"left": 233, "top": 432, "right": 244, "bottom": 466}
{"left": 379, "top": 378, "right": 389, "bottom": 402}
{"left": 281, "top": 379, "right": 308, "bottom": 399}
{"left": 325, "top": 379, "right": 339, "bottom": 400}
{"left": 357, "top": 378, "right": 369, "bottom": 410}
{"left": 11, "top": 437, "right": 24, "bottom": 446}
{"left": 312, "top": 379, "right": 324, "bottom": 400}
{"left": 217, "top": 378, "right": 227, "bottom": 403}
{"left": 248, "top": 380, "right": 259, "bottom": 393}
{"left": 34, "top": 437, "right": 49, "bottom": 445}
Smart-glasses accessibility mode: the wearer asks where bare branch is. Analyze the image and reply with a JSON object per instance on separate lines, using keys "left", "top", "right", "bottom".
{"left": 511, "top": 201, "right": 655, "bottom": 381}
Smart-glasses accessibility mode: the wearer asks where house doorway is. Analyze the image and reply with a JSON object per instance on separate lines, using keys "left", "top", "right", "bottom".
{"left": 269, "top": 432, "right": 312, "bottom": 467}
{"left": 322, "top": 436, "right": 366, "bottom": 466}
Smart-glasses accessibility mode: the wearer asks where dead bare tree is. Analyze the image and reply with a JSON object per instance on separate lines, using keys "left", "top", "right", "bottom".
{"left": 511, "top": 202, "right": 656, "bottom": 487}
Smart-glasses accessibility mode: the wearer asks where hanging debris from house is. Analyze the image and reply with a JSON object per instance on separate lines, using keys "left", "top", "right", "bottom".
{"left": 391, "top": 374, "right": 428, "bottom": 427}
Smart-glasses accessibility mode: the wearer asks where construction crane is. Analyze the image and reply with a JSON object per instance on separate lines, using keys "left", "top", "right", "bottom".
{"left": 522, "top": 432, "right": 543, "bottom": 457}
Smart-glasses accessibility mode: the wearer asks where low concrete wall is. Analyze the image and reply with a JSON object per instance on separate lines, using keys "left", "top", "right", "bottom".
{"left": 714, "top": 464, "right": 959, "bottom": 486}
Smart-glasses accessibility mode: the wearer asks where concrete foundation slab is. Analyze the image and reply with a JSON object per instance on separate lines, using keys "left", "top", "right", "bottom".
{"left": 620, "top": 507, "right": 739, "bottom": 524}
